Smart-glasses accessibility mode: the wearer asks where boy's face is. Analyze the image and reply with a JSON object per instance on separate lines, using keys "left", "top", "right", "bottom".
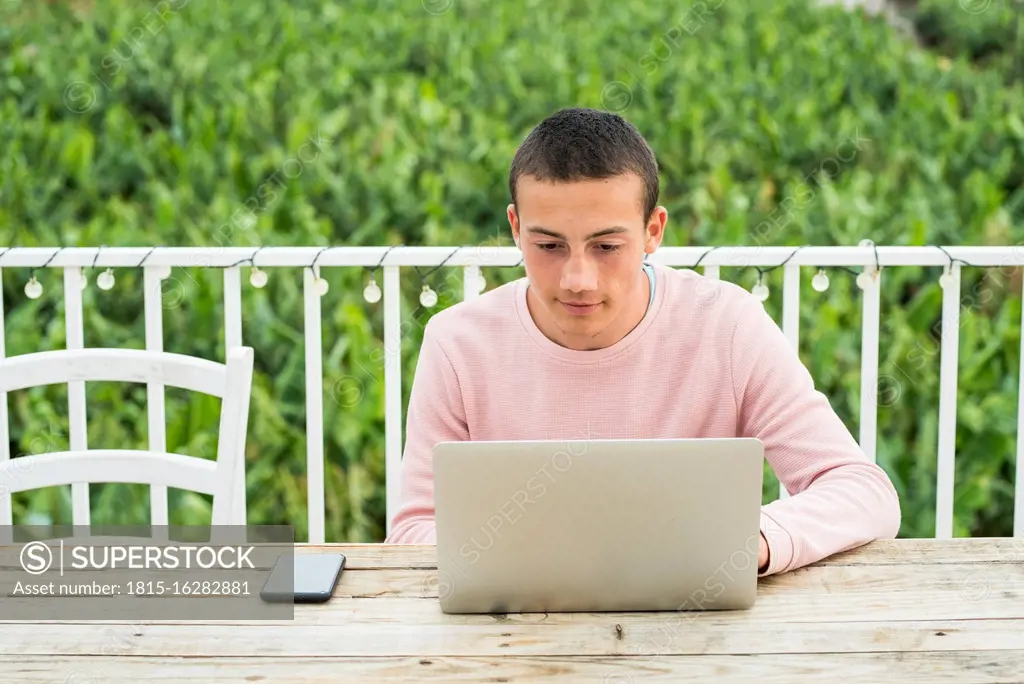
{"left": 508, "top": 172, "right": 666, "bottom": 351}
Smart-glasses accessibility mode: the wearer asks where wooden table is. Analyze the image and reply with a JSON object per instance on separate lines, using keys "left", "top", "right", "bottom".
{"left": 3, "top": 539, "right": 1024, "bottom": 682}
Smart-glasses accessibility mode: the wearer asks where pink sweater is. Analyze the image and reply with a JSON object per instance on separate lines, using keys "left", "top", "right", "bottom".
{"left": 385, "top": 261, "right": 901, "bottom": 575}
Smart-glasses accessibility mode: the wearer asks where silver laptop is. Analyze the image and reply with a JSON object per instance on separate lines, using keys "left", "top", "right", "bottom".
{"left": 433, "top": 437, "right": 764, "bottom": 614}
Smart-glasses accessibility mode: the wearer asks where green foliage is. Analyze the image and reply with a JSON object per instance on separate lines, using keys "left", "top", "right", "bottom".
{"left": 0, "top": 0, "right": 1021, "bottom": 540}
{"left": 908, "top": 0, "right": 1024, "bottom": 84}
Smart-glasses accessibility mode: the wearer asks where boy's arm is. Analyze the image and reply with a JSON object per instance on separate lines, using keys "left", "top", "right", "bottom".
{"left": 385, "top": 322, "right": 469, "bottom": 544}
{"left": 730, "top": 297, "right": 902, "bottom": 576}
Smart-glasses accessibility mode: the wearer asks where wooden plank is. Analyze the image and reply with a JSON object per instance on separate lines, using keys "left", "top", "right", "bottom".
{"left": 3, "top": 561, "right": 1018, "bottom": 603}
{"left": 1, "top": 560, "right": 1022, "bottom": 624}
{"left": 302, "top": 539, "right": 1024, "bottom": 570}
{"left": 288, "top": 562, "right": 1024, "bottom": 600}
{"left": 810, "top": 539, "right": 1024, "bottom": 566}
{"left": 298, "top": 544, "right": 437, "bottom": 569}
{"left": 6, "top": 652, "right": 1024, "bottom": 683}
{"left": 330, "top": 562, "right": 1024, "bottom": 601}
{"left": 764, "top": 562, "right": 1024, "bottom": 593}
{"left": 2, "top": 619, "right": 1023, "bottom": 658}
{"left": 3, "top": 539, "right": 1022, "bottom": 573}
{"left": 1, "top": 562, "right": 1021, "bottom": 628}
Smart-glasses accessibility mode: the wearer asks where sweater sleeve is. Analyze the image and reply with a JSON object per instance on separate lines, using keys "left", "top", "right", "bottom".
{"left": 729, "top": 296, "right": 901, "bottom": 576}
{"left": 384, "top": 320, "right": 469, "bottom": 544}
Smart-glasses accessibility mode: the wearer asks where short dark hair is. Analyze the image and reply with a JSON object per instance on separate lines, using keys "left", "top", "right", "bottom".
{"left": 508, "top": 107, "right": 660, "bottom": 221}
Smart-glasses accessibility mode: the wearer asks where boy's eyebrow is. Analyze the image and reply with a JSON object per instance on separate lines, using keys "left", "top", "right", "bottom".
{"left": 525, "top": 226, "right": 629, "bottom": 240}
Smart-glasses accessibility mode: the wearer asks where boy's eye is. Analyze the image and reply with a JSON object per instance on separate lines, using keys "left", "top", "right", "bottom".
{"left": 534, "top": 243, "right": 621, "bottom": 252}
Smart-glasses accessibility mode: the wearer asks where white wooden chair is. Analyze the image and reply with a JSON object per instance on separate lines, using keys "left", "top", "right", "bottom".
{"left": 0, "top": 347, "right": 254, "bottom": 533}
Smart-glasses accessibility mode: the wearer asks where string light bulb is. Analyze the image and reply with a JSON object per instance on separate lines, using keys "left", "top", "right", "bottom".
{"left": 249, "top": 267, "right": 268, "bottom": 288}
{"left": 856, "top": 238, "right": 881, "bottom": 289}
{"left": 363, "top": 277, "right": 382, "bottom": 303}
{"left": 811, "top": 269, "right": 830, "bottom": 292}
{"left": 939, "top": 266, "right": 954, "bottom": 289}
{"left": 420, "top": 284, "right": 438, "bottom": 308}
{"left": 25, "top": 276, "right": 43, "bottom": 299}
{"left": 751, "top": 274, "right": 769, "bottom": 302}
{"left": 307, "top": 247, "right": 331, "bottom": 296}
{"left": 314, "top": 274, "right": 329, "bottom": 296}
{"left": 96, "top": 268, "right": 115, "bottom": 290}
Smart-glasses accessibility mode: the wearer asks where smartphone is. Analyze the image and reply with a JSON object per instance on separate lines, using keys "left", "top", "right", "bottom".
{"left": 260, "top": 553, "right": 346, "bottom": 603}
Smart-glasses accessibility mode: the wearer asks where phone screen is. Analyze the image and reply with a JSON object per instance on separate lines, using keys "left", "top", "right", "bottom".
{"left": 261, "top": 553, "right": 346, "bottom": 603}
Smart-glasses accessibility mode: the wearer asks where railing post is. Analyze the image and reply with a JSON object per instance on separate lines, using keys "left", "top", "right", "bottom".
{"left": 303, "top": 267, "right": 326, "bottom": 544}
{"left": 384, "top": 265, "right": 403, "bottom": 537}
{"left": 144, "top": 266, "right": 169, "bottom": 528}
{"left": 780, "top": 264, "right": 801, "bottom": 499}
{"left": 1015, "top": 270, "right": 1024, "bottom": 536}
{"left": 936, "top": 262, "right": 962, "bottom": 539}
{"left": 859, "top": 267, "right": 882, "bottom": 464}
{"left": 1014, "top": 273, "right": 1024, "bottom": 538}
{"left": 223, "top": 267, "right": 247, "bottom": 526}
{"left": 463, "top": 265, "right": 481, "bottom": 301}
{"left": 0, "top": 264, "right": 10, "bottom": 533}
{"left": 63, "top": 267, "right": 90, "bottom": 526}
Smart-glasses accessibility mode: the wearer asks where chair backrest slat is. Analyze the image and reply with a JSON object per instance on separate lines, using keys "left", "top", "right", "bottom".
{"left": 0, "top": 450, "right": 220, "bottom": 498}
{"left": 0, "top": 349, "right": 227, "bottom": 397}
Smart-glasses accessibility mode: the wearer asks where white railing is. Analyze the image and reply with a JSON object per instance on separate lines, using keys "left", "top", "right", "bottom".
{"left": 1, "top": 244, "right": 1023, "bottom": 542}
